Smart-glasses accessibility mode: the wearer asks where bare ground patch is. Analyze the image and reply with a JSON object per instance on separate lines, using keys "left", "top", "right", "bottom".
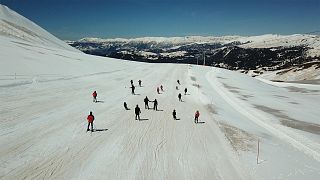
{"left": 205, "top": 104, "right": 218, "bottom": 114}
{"left": 273, "top": 95, "right": 289, "bottom": 99}
{"left": 285, "top": 86, "right": 320, "bottom": 94}
{"left": 217, "top": 76, "right": 227, "bottom": 80}
{"left": 219, "top": 122, "right": 256, "bottom": 152}
{"left": 288, "top": 101, "right": 299, "bottom": 105}
{"left": 254, "top": 105, "right": 320, "bottom": 135}
{"left": 192, "top": 83, "right": 201, "bottom": 88}
{"left": 241, "top": 94, "right": 254, "bottom": 99}
{"left": 190, "top": 76, "right": 197, "bottom": 81}
{"left": 230, "top": 89, "right": 241, "bottom": 94}
{"left": 222, "top": 83, "right": 241, "bottom": 90}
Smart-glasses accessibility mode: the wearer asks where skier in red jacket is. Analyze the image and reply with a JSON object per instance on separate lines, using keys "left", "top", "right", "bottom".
{"left": 92, "top": 91, "right": 97, "bottom": 102}
{"left": 87, "top": 111, "right": 95, "bottom": 132}
{"left": 194, "top": 110, "right": 200, "bottom": 123}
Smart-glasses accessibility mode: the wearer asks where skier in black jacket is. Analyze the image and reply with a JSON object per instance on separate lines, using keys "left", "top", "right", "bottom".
{"left": 144, "top": 96, "right": 150, "bottom": 109}
{"left": 172, "top": 109, "right": 177, "bottom": 120}
{"left": 153, "top": 99, "right": 158, "bottom": 111}
{"left": 178, "top": 93, "right": 182, "bottom": 101}
{"left": 131, "top": 85, "right": 135, "bottom": 95}
{"left": 135, "top": 105, "right": 141, "bottom": 120}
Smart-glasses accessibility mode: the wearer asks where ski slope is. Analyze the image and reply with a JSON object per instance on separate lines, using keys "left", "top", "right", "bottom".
{"left": 1, "top": 4, "right": 320, "bottom": 180}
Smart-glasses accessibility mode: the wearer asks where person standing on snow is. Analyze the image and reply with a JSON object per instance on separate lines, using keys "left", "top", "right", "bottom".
{"left": 153, "top": 99, "right": 158, "bottom": 111}
{"left": 194, "top": 110, "right": 200, "bottom": 123}
{"left": 184, "top": 88, "right": 188, "bottom": 95}
{"left": 92, "top": 91, "right": 97, "bottom": 102}
{"left": 87, "top": 111, "right": 95, "bottom": 132}
{"left": 138, "top": 80, "right": 142, "bottom": 87}
{"left": 177, "top": 80, "right": 180, "bottom": 85}
{"left": 157, "top": 87, "right": 160, "bottom": 94}
{"left": 135, "top": 105, "right": 141, "bottom": 120}
{"left": 144, "top": 96, "right": 150, "bottom": 109}
{"left": 178, "top": 93, "right": 182, "bottom": 102}
{"left": 160, "top": 85, "right": 164, "bottom": 91}
{"left": 131, "top": 85, "right": 135, "bottom": 95}
{"left": 176, "top": 86, "right": 179, "bottom": 90}
{"left": 172, "top": 109, "right": 177, "bottom": 120}
{"left": 130, "top": 80, "right": 133, "bottom": 86}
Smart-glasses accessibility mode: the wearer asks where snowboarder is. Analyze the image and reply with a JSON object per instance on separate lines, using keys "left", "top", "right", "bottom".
{"left": 157, "top": 87, "right": 160, "bottom": 94}
{"left": 194, "top": 110, "right": 200, "bottom": 123}
{"left": 178, "top": 93, "right": 182, "bottom": 102}
{"left": 184, "top": 88, "right": 188, "bottom": 95}
{"left": 138, "top": 80, "right": 142, "bottom": 87}
{"left": 131, "top": 85, "right": 135, "bottom": 95}
{"left": 172, "top": 109, "right": 177, "bottom": 120}
{"left": 135, "top": 105, "right": 141, "bottom": 120}
{"left": 144, "top": 96, "right": 150, "bottom": 109}
{"left": 124, "top": 102, "right": 129, "bottom": 110}
{"left": 92, "top": 91, "right": 97, "bottom": 102}
{"left": 160, "top": 85, "right": 164, "bottom": 91}
{"left": 177, "top": 80, "right": 180, "bottom": 85}
{"left": 153, "top": 99, "right": 158, "bottom": 111}
{"left": 130, "top": 80, "right": 133, "bottom": 86}
{"left": 87, "top": 111, "right": 94, "bottom": 132}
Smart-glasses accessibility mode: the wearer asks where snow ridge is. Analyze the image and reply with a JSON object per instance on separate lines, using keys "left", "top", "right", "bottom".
{"left": 0, "top": 4, "right": 79, "bottom": 52}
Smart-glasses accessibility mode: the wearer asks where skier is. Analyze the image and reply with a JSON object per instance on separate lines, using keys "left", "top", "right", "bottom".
{"left": 157, "top": 87, "right": 160, "bottom": 94}
{"left": 153, "top": 99, "right": 158, "bottom": 111}
{"left": 87, "top": 111, "right": 94, "bottom": 132}
{"left": 172, "top": 109, "right": 177, "bottom": 120}
{"left": 92, "top": 91, "right": 97, "bottom": 102}
{"left": 130, "top": 80, "right": 133, "bottom": 86}
{"left": 184, "top": 88, "right": 188, "bottom": 95}
{"left": 144, "top": 96, "right": 150, "bottom": 109}
{"left": 160, "top": 85, "right": 164, "bottom": 91}
{"left": 135, "top": 105, "right": 141, "bottom": 120}
{"left": 194, "top": 110, "right": 200, "bottom": 123}
{"left": 131, "top": 85, "right": 135, "bottom": 95}
{"left": 178, "top": 93, "right": 182, "bottom": 102}
{"left": 176, "top": 86, "right": 179, "bottom": 90}
{"left": 177, "top": 80, "right": 180, "bottom": 85}
{"left": 138, "top": 80, "right": 142, "bottom": 87}
{"left": 124, "top": 102, "right": 129, "bottom": 110}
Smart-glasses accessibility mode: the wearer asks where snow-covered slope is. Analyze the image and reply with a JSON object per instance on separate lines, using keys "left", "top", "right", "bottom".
{"left": 0, "top": 5, "right": 79, "bottom": 52}
{"left": 1, "top": 4, "right": 320, "bottom": 180}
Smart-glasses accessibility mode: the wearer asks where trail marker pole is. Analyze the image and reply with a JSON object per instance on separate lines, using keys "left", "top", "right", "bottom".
{"left": 257, "top": 139, "right": 260, "bottom": 164}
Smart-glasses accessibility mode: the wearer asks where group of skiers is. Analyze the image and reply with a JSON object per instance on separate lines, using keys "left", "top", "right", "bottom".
{"left": 129, "top": 79, "right": 143, "bottom": 95}
{"left": 86, "top": 78, "right": 201, "bottom": 132}
{"left": 143, "top": 96, "right": 158, "bottom": 110}
{"left": 175, "top": 80, "right": 199, "bottom": 123}
{"left": 131, "top": 96, "right": 159, "bottom": 121}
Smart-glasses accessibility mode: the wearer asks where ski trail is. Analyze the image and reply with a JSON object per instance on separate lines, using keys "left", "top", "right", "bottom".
{"left": 206, "top": 70, "right": 320, "bottom": 162}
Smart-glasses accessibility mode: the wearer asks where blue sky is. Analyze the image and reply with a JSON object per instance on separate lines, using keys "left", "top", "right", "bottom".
{"left": 1, "top": 0, "right": 319, "bottom": 40}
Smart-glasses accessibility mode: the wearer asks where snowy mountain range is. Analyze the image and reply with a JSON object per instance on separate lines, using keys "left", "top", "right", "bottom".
{"left": 1, "top": 4, "right": 320, "bottom": 180}
{"left": 69, "top": 34, "right": 320, "bottom": 81}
